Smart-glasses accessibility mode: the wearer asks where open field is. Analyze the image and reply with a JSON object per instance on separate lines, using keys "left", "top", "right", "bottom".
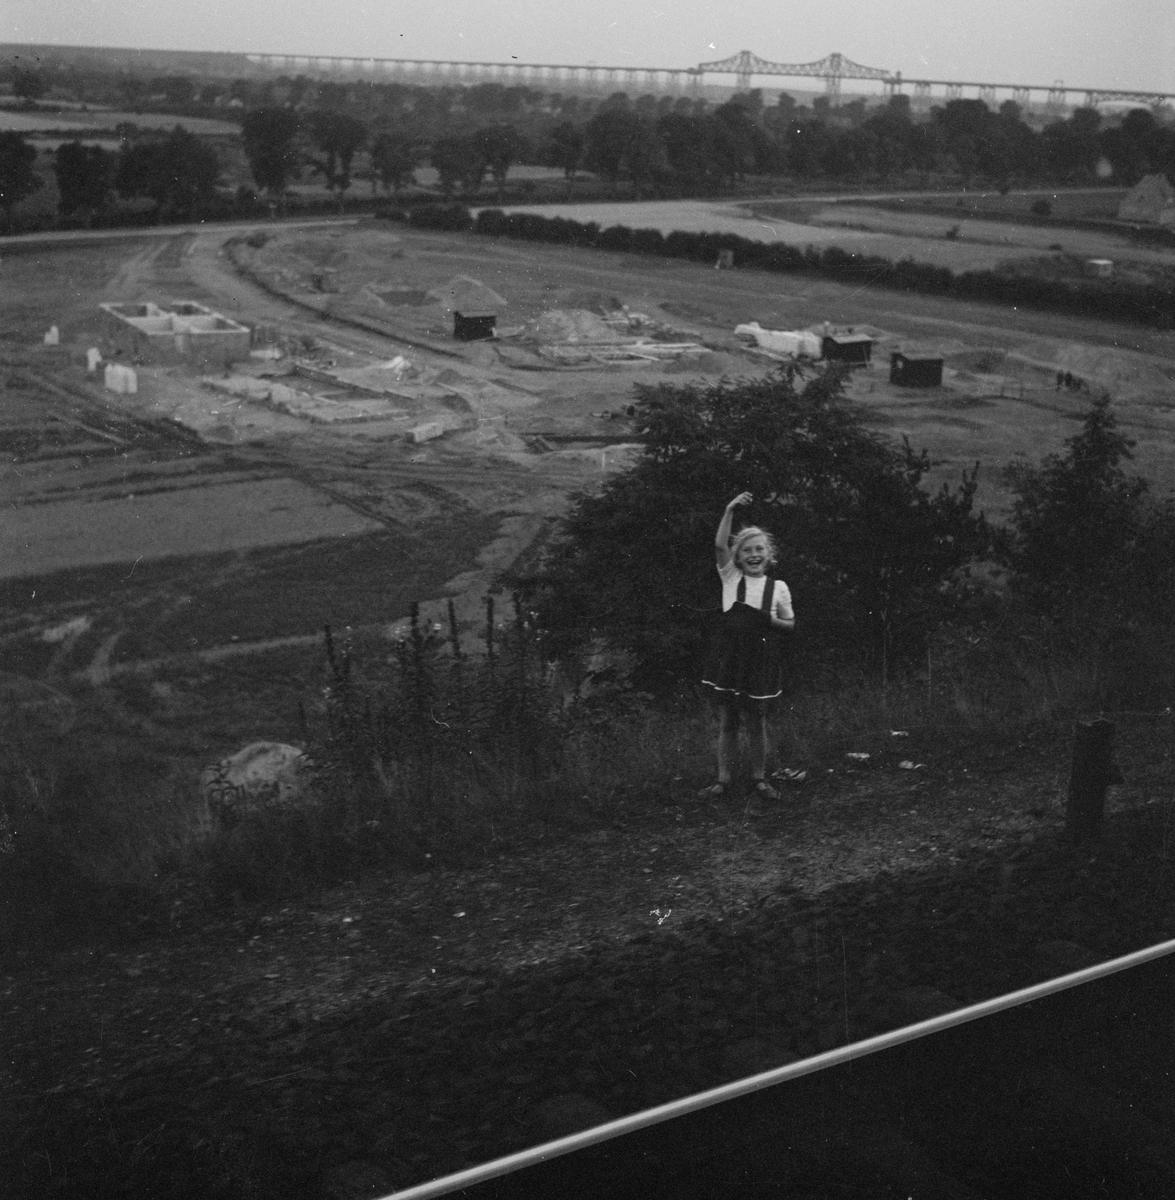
{"left": 0, "top": 106, "right": 240, "bottom": 136}
{"left": 860, "top": 187, "right": 1127, "bottom": 222}
{"left": 498, "top": 192, "right": 1174, "bottom": 273}
{"left": 0, "top": 476, "right": 383, "bottom": 579}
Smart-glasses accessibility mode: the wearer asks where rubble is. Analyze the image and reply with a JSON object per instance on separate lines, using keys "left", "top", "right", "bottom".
{"left": 103, "top": 363, "right": 137, "bottom": 394}
{"left": 734, "top": 322, "right": 822, "bottom": 359}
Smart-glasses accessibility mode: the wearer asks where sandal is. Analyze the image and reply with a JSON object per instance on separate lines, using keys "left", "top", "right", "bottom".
{"left": 752, "top": 780, "right": 780, "bottom": 801}
{"left": 698, "top": 781, "right": 729, "bottom": 799}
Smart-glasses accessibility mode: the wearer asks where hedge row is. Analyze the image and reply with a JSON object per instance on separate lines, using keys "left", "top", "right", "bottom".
{"left": 389, "top": 204, "right": 1175, "bottom": 331}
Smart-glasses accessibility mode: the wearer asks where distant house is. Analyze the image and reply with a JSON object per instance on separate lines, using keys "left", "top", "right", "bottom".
{"left": 1117, "top": 174, "right": 1175, "bottom": 227}
{"left": 890, "top": 352, "right": 943, "bottom": 388}
{"left": 822, "top": 332, "right": 873, "bottom": 366}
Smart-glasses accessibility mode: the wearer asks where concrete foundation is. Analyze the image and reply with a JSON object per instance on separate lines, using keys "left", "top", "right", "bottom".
{"left": 100, "top": 301, "right": 251, "bottom": 369}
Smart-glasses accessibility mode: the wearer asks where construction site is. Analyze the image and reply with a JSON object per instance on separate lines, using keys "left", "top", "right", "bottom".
{"left": 5, "top": 212, "right": 1175, "bottom": 729}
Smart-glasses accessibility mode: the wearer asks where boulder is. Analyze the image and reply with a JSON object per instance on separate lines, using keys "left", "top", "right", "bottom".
{"left": 199, "top": 741, "right": 310, "bottom": 831}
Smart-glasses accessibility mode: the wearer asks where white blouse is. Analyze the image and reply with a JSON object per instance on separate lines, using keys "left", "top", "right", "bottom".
{"left": 717, "top": 558, "right": 794, "bottom": 620}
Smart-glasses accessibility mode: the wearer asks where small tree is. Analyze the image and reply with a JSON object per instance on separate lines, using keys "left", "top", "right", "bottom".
{"left": 53, "top": 140, "right": 114, "bottom": 221}
{"left": 369, "top": 131, "right": 420, "bottom": 195}
{"left": 1004, "top": 394, "right": 1149, "bottom": 622}
{"left": 547, "top": 121, "right": 584, "bottom": 198}
{"left": 115, "top": 126, "right": 220, "bottom": 220}
{"left": 308, "top": 110, "right": 366, "bottom": 205}
{"left": 241, "top": 107, "right": 302, "bottom": 207}
{"left": 430, "top": 134, "right": 484, "bottom": 197}
{"left": 12, "top": 69, "right": 46, "bottom": 107}
{"left": 0, "top": 132, "right": 42, "bottom": 226}
{"left": 476, "top": 124, "right": 524, "bottom": 203}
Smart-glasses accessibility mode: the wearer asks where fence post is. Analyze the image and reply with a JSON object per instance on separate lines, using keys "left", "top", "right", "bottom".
{"left": 1065, "top": 718, "right": 1121, "bottom": 843}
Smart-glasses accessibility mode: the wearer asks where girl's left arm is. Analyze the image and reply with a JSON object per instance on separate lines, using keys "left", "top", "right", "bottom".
{"left": 771, "top": 587, "right": 795, "bottom": 631}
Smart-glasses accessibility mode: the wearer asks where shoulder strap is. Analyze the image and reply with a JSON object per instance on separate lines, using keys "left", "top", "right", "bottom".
{"left": 760, "top": 579, "right": 775, "bottom": 613}
{"left": 736, "top": 576, "right": 746, "bottom": 605}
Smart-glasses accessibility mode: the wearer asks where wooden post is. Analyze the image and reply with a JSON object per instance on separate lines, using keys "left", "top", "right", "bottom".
{"left": 1065, "top": 719, "right": 1121, "bottom": 842}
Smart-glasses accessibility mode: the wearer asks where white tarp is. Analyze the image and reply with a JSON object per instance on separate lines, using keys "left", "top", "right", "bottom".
{"left": 735, "top": 322, "right": 822, "bottom": 359}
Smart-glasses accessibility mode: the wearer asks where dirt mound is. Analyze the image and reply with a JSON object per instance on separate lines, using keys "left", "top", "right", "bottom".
{"left": 662, "top": 351, "right": 741, "bottom": 376}
{"left": 524, "top": 309, "right": 625, "bottom": 343}
{"left": 276, "top": 235, "right": 350, "bottom": 270}
{"left": 427, "top": 275, "right": 507, "bottom": 314}
{"left": 558, "top": 290, "right": 624, "bottom": 314}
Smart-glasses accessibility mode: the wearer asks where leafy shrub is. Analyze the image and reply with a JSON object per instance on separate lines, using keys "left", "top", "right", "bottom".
{"left": 1003, "top": 394, "right": 1175, "bottom": 629}
{"left": 407, "top": 203, "right": 473, "bottom": 231}
{"left": 1031, "top": 199, "right": 1053, "bottom": 217}
{"left": 512, "top": 366, "right": 991, "bottom": 689}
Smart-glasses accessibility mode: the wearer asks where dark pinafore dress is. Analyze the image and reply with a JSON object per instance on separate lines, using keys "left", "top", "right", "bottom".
{"left": 701, "top": 576, "right": 783, "bottom": 703}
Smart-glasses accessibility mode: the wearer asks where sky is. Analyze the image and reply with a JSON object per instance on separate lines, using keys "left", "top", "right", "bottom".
{"left": 5, "top": 0, "right": 1175, "bottom": 96}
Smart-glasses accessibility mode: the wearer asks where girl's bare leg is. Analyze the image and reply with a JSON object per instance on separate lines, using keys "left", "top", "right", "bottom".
{"left": 748, "top": 709, "right": 768, "bottom": 781}
{"left": 717, "top": 703, "right": 740, "bottom": 783}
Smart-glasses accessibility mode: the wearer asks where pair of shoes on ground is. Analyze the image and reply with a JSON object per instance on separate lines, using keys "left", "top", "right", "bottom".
{"left": 697, "top": 779, "right": 780, "bottom": 801}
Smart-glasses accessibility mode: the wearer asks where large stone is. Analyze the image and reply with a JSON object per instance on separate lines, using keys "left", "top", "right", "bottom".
{"left": 199, "top": 741, "right": 310, "bottom": 831}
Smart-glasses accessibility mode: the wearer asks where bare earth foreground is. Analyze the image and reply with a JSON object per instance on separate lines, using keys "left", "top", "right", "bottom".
{"left": 4, "top": 723, "right": 1175, "bottom": 1197}
{"left": 2, "top": 202, "right": 1175, "bottom": 1197}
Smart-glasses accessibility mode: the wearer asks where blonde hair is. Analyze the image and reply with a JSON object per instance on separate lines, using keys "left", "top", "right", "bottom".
{"left": 730, "top": 525, "right": 778, "bottom": 567}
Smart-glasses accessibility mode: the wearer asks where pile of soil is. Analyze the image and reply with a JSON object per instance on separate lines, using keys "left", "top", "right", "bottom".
{"left": 523, "top": 309, "right": 626, "bottom": 343}
{"left": 3, "top": 719, "right": 1174, "bottom": 1198}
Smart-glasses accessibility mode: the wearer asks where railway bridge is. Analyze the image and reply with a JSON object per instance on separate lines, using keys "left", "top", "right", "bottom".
{"left": 243, "top": 48, "right": 1175, "bottom": 110}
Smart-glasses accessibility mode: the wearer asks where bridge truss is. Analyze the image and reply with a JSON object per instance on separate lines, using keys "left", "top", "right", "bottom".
{"left": 242, "top": 49, "right": 1175, "bottom": 110}
{"left": 695, "top": 50, "right": 893, "bottom": 98}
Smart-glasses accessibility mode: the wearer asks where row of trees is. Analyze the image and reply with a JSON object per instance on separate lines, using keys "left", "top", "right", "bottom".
{"left": 239, "top": 91, "right": 1175, "bottom": 199}
{"left": 3, "top": 90, "right": 1174, "bottom": 227}
{"left": 239, "top": 107, "right": 529, "bottom": 204}
{"left": 13, "top": 52, "right": 1174, "bottom": 190}
{"left": 544, "top": 92, "right": 1175, "bottom": 191}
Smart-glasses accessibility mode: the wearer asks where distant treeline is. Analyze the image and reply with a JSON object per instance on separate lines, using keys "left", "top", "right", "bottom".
{"left": 384, "top": 203, "right": 1175, "bottom": 331}
{"left": 3, "top": 55, "right": 1175, "bottom": 223}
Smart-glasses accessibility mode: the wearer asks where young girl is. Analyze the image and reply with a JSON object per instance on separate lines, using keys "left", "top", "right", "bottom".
{"left": 700, "top": 492, "right": 795, "bottom": 800}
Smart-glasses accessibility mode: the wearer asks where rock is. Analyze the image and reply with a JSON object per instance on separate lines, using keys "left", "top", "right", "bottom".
{"left": 533, "top": 1093, "right": 614, "bottom": 1141}
{"left": 320, "top": 1159, "right": 395, "bottom": 1200}
{"left": 199, "top": 742, "right": 311, "bottom": 832}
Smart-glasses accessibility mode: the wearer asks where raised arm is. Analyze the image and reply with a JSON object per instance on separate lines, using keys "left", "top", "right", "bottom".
{"left": 715, "top": 493, "right": 752, "bottom": 568}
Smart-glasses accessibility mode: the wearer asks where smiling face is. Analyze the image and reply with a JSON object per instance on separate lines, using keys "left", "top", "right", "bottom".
{"left": 735, "top": 535, "right": 771, "bottom": 577}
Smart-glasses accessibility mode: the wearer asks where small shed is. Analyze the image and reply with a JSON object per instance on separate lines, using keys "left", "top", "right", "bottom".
{"left": 453, "top": 311, "right": 497, "bottom": 341}
{"left": 1085, "top": 258, "right": 1114, "bottom": 278}
{"left": 822, "top": 333, "right": 873, "bottom": 366}
{"left": 890, "top": 352, "right": 943, "bottom": 388}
